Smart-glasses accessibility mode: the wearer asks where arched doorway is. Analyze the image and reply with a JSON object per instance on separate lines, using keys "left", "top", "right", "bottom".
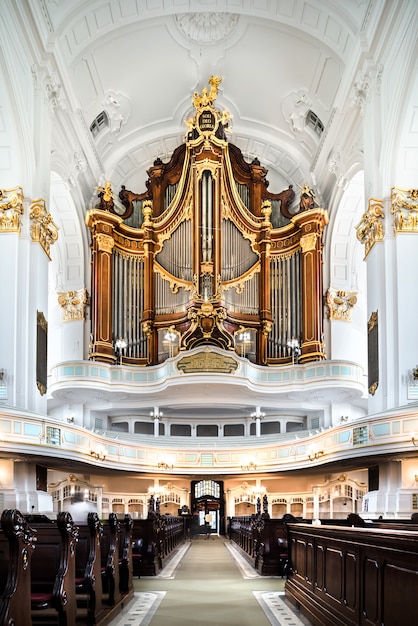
{"left": 191, "top": 479, "right": 225, "bottom": 536}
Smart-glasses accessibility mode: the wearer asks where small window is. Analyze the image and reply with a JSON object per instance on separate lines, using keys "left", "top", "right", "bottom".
{"left": 197, "top": 424, "right": 218, "bottom": 437}
{"left": 134, "top": 421, "right": 153, "bottom": 435}
{"left": 224, "top": 424, "right": 245, "bottom": 437}
{"left": 306, "top": 110, "right": 324, "bottom": 137}
{"left": 171, "top": 424, "right": 191, "bottom": 437}
{"left": 90, "top": 111, "right": 109, "bottom": 137}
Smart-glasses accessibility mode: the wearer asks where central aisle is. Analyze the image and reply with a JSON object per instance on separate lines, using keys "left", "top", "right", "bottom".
{"left": 114, "top": 536, "right": 310, "bottom": 626}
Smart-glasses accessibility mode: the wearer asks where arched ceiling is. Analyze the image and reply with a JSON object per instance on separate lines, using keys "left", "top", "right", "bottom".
{"left": 43, "top": 0, "right": 377, "bottom": 205}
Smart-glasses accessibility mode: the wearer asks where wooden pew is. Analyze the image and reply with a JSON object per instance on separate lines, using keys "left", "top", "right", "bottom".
{"left": 285, "top": 522, "right": 418, "bottom": 626}
{"left": 118, "top": 515, "right": 133, "bottom": 594}
{"left": 75, "top": 512, "right": 105, "bottom": 625}
{"left": 0, "top": 509, "right": 36, "bottom": 626}
{"left": 30, "top": 511, "right": 78, "bottom": 626}
{"left": 100, "top": 514, "right": 121, "bottom": 607}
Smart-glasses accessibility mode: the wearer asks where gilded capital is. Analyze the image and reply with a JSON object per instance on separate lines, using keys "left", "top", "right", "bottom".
{"left": 95, "top": 232, "right": 115, "bottom": 253}
{"left": 300, "top": 232, "right": 318, "bottom": 252}
{"left": 57, "top": 288, "right": 89, "bottom": 322}
{"left": 355, "top": 198, "right": 384, "bottom": 258}
{"left": 30, "top": 199, "right": 59, "bottom": 259}
{"left": 0, "top": 186, "right": 24, "bottom": 233}
{"left": 391, "top": 186, "right": 418, "bottom": 233}
{"left": 326, "top": 288, "right": 357, "bottom": 321}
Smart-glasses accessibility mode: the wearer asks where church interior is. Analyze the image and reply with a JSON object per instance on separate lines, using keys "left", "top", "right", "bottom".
{"left": 1, "top": 0, "right": 418, "bottom": 539}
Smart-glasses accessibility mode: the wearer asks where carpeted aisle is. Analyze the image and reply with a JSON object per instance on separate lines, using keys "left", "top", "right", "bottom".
{"left": 113, "top": 536, "right": 311, "bottom": 626}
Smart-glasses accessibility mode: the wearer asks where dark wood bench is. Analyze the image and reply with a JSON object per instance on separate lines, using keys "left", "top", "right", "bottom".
{"left": 75, "top": 512, "right": 105, "bottom": 625}
{"left": 118, "top": 515, "right": 133, "bottom": 594}
{"left": 100, "top": 514, "right": 121, "bottom": 607}
{"left": 0, "top": 509, "right": 36, "bottom": 626}
{"left": 30, "top": 511, "right": 78, "bottom": 626}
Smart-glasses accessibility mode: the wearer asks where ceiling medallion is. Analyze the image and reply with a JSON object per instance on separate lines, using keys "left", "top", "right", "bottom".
{"left": 175, "top": 13, "right": 238, "bottom": 44}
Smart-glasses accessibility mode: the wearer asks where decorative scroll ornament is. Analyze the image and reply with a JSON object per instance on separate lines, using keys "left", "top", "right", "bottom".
{"left": 326, "top": 288, "right": 357, "bottom": 321}
{"left": 391, "top": 187, "right": 418, "bottom": 233}
{"left": 57, "top": 288, "right": 89, "bottom": 322}
{"left": 0, "top": 186, "right": 24, "bottom": 233}
{"left": 30, "top": 199, "right": 59, "bottom": 259}
{"left": 355, "top": 198, "right": 384, "bottom": 259}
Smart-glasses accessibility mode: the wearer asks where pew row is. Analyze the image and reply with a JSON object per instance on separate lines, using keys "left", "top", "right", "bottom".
{"left": 30, "top": 511, "right": 78, "bottom": 626}
{"left": 285, "top": 523, "right": 418, "bottom": 626}
{"left": 0, "top": 509, "right": 36, "bottom": 626}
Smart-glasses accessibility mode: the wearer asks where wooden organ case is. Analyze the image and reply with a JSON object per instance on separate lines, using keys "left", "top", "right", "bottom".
{"left": 86, "top": 77, "right": 328, "bottom": 367}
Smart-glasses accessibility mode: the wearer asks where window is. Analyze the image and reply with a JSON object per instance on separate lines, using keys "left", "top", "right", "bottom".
{"left": 90, "top": 111, "right": 109, "bottom": 137}
{"left": 306, "top": 110, "right": 324, "bottom": 137}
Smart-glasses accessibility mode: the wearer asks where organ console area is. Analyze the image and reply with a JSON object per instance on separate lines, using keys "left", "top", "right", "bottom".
{"left": 86, "top": 77, "right": 328, "bottom": 367}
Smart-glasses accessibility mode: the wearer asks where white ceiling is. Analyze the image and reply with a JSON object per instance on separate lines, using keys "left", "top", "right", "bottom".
{"left": 43, "top": 0, "right": 376, "bottom": 205}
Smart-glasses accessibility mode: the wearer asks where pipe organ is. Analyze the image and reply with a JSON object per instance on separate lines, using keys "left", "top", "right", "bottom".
{"left": 86, "top": 77, "right": 328, "bottom": 366}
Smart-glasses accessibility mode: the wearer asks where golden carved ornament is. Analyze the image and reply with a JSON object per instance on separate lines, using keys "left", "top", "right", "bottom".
{"left": 0, "top": 186, "right": 24, "bottom": 233}
{"left": 261, "top": 199, "right": 272, "bottom": 225}
{"left": 355, "top": 198, "right": 384, "bottom": 258}
{"left": 95, "top": 233, "right": 114, "bottom": 253}
{"left": 192, "top": 75, "right": 222, "bottom": 110}
{"left": 57, "top": 288, "right": 89, "bottom": 322}
{"left": 177, "top": 349, "right": 238, "bottom": 374}
{"left": 29, "top": 199, "right": 59, "bottom": 259}
{"left": 391, "top": 186, "right": 418, "bottom": 233}
{"left": 142, "top": 200, "right": 153, "bottom": 225}
{"left": 300, "top": 232, "right": 317, "bottom": 252}
{"left": 326, "top": 288, "right": 358, "bottom": 321}
{"left": 368, "top": 310, "right": 378, "bottom": 332}
{"left": 142, "top": 320, "right": 153, "bottom": 337}
{"left": 262, "top": 320, "right": 272, "bottom": 337}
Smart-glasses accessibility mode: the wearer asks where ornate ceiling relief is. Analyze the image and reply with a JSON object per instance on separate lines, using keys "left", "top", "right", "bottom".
{"left": 175, "top": 13, "right": 239, "bottom": 44}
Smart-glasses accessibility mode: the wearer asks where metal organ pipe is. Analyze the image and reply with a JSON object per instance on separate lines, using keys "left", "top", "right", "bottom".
{"left": 201, "top": 171, "right": 213, "bottom": 263}
{"left": 112, "top": 252, "right": 146, "bottom": 359}
{"left": 268, "top": 252, "right": 301, "bottom": 359}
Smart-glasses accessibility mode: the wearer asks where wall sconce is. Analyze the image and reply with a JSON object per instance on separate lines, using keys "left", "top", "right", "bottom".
{"left": 0, "top": 369, "right": 6, "bottom": 382}
{"left": 90, "top": 448, "right": 106, "bottom": 461}
{"left": 287, "top": 337, "right": 301, "bottom": 364}
{"left": 241, "top": 459, "right": 257, "bottom": 471}
{"left": 412, "top": 435, "right": 418, "bottom": 446}
{"left": 308, "top": 449, "right": 324, "bottom": 461}
{"left": 157, "top": 458, "right": 173, "bottom": 470}
{"left": 66, "top": 416, "right": 74, "bottom": 424}
{"left": 114, "top": 337, "right": 127, "bottom": 364}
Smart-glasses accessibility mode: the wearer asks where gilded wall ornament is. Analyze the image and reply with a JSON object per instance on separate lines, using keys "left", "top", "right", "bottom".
{"left": 57, "top": 288, "right": 89, "bottom": 322}
{"left": 391, "top": 186, "right": 418, "bottom": 233}
{"left": 355, "top": 198, "right": 384, "bottom": 258}
{"left": 29, "top": 199, "right": 59, "bottom": 259}
{"left": 0, "top": 186, "right": 24, "bottom": 233}
{"left": 326, "top": 288, "right": 357, "bottom": 321}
